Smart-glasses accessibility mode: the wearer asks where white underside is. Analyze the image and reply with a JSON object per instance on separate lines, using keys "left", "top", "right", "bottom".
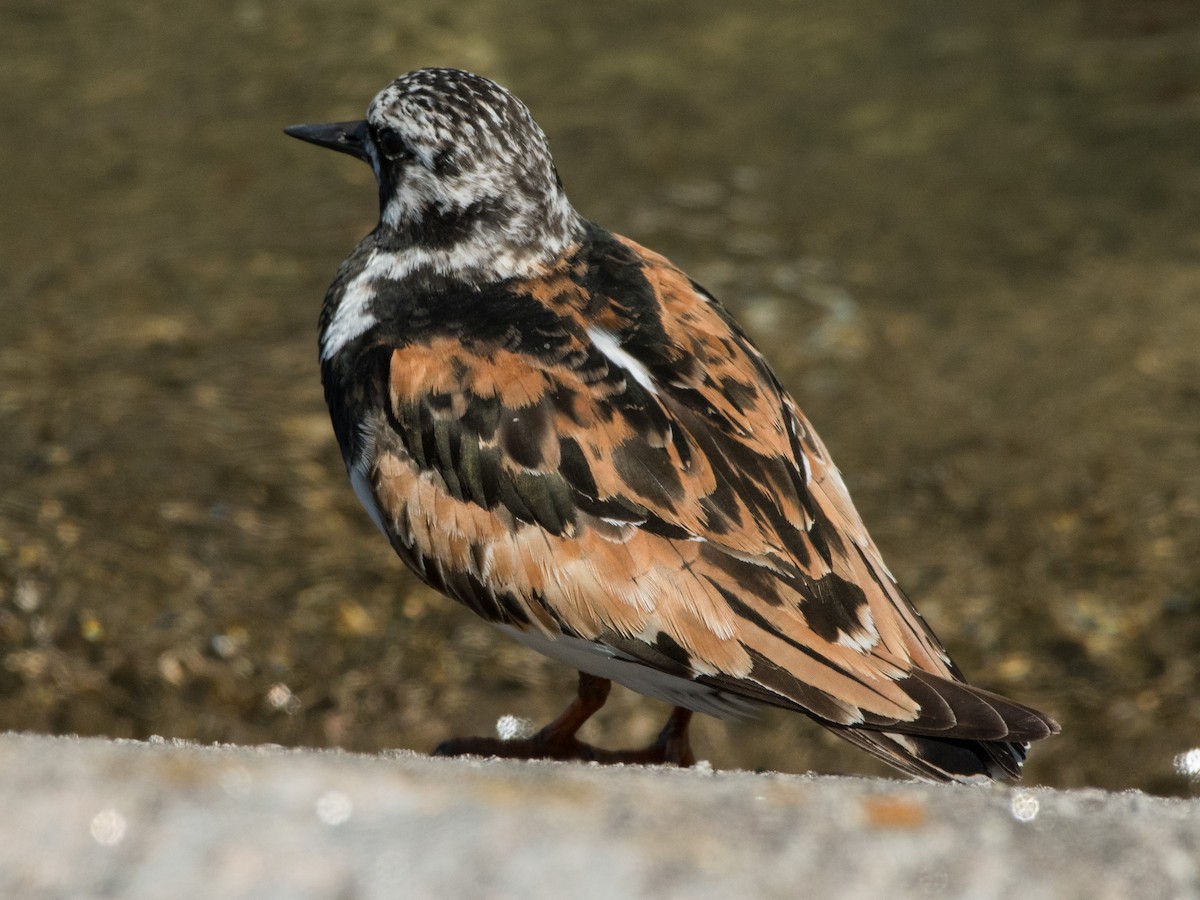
{"left": 350, "top": 466, "right": 389, "bottom": 537}
{"left": 495, "top": 624, "right": 758, "bottom": 719}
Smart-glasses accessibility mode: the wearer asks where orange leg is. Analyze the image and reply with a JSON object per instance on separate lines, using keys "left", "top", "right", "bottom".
{"left": 434, "top": 672, "right": 696, "bottom": 767}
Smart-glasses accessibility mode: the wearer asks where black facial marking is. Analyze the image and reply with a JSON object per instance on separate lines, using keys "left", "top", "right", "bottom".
{"left": 374, "top": 126, "right": 411, "bottom": 160}
{"left": 431, "top": 148, "right": 462, "bottom": 177}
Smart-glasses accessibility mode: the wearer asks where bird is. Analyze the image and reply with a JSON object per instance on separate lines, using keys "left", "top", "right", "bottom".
{"left": 285, "top": 67, "right": 1059, "bottom": 782}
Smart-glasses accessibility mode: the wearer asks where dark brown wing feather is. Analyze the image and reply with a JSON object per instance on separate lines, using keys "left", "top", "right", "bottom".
{"left": 362, "top": 227, "right": 1058, "bottom": 778}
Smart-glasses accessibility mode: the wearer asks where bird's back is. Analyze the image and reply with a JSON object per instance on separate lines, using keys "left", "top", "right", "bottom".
{"left": 320, "top": 220, "right": 1057, "bottom": 781}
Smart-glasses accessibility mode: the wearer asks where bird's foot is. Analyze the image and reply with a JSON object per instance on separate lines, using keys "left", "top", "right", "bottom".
{"left": 434, "top": 711, "right": 694, "bottom": 767}
{"left": 433, "top": 674, "right": 696, "bottom": 767}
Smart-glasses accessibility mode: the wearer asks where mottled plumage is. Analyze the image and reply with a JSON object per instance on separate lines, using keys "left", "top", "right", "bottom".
{"left": 286, "top": 68, "right": 1058, "bottom": 781}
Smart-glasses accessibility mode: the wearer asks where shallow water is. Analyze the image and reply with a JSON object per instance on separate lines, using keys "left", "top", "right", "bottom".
{"left": 1, "top": 1, "right": 1198, "bottom": 793}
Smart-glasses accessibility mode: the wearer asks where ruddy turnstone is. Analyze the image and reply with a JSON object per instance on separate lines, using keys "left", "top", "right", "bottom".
{"left": 286, "top": 68, "right": 1059, "bottom": 781}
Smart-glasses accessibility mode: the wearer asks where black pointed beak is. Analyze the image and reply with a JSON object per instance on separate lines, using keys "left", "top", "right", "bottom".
{"left": 284, "top": 120, "right": 371, "bottom": 162}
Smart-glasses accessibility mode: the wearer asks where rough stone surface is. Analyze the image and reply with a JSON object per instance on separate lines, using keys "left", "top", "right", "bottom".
{"left": 2, "top": 733, "right": 1197, "bottom": 899}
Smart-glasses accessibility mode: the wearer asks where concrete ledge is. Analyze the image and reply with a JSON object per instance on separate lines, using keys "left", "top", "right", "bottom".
{"left": 2, "top": 733, "right": 1197, "bottom": 899}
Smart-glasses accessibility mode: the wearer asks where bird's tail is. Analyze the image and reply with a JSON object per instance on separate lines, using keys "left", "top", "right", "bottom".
{"left": 824, "top": 724, "right": 1036, "bottom": 782}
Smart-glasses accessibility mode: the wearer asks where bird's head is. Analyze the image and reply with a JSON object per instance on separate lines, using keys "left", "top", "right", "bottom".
{"left": 286, "top": 68, "right": 580, "bottom": 280}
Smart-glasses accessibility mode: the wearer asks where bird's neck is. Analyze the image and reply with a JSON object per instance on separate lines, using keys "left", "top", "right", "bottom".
{"left": 376, "top": 186, "right": 582, "bottom": 285}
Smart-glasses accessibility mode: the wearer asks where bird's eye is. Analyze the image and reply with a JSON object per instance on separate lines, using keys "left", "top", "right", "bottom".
{"left": 376, "top": 127, "right": 410, "bottom": 160}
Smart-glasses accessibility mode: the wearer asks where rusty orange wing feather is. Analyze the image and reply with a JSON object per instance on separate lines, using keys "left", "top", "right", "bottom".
{"left": 360, "top": 229, "right": 1056, "bottom": 778}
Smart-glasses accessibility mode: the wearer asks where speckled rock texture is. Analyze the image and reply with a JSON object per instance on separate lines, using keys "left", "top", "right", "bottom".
{"left": 2, "top": 733, "right": 1196, "bottom": 899}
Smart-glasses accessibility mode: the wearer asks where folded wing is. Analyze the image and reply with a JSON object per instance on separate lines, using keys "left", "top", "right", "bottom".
{"left": 360, "top": 231, "right": 1057, "bottom": 777}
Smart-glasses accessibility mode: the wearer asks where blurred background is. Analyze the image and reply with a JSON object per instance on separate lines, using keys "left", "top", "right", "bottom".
{"left": 1, "top": 0, "right": 1197, "bottom": 795}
